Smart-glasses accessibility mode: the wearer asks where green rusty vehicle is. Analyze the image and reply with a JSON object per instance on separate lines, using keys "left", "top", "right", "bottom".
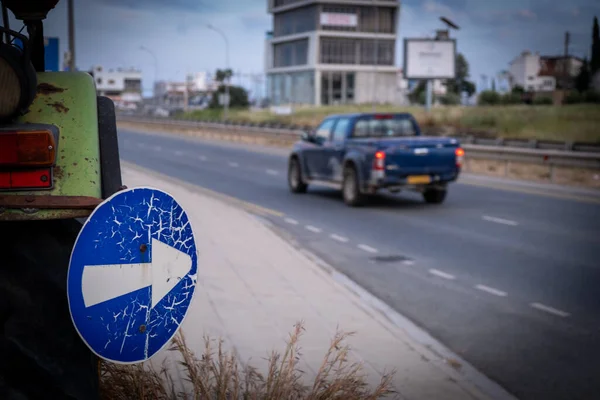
{"left": 1, "top": 1, "right": 121, "bottom": 398}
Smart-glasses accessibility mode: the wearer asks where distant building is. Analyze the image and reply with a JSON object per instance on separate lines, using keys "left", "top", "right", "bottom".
{"left": 89, "top": 65, "right": 143, "bottom": 108}
{"left": 265, "top": 0, "right": 401, "bottom": 106}
{"left": 508, "top": 51, "right": 556, "bottom": 92}
{"left": 153, "top": 72, "right": 218, "bottom": 109}
{"left": 508, "top": 51, "right": 584, "bottom": 92}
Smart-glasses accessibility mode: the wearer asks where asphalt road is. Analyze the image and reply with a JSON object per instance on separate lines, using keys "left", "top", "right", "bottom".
{"left": 118, "top": 127, "right": 600, "bottom": 400}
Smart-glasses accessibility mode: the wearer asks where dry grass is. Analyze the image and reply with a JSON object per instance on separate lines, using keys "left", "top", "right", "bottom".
{"left": 99, "top": 321, "right": 397, "bottom": 400}
{"left": 183, "top": 104, "right": 600, "bottom": 142}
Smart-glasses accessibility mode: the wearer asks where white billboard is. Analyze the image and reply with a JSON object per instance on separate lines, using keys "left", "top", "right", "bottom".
{"left": 403, "top": 39, "right": 456, "bottom": 80}
{"left": 320, "top": 12, "right": 358, "bottom": 27}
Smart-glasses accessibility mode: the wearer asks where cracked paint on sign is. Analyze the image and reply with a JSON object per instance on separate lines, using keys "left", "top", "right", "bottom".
{"left": 67, "top": 187, "right": 198, "bottom": 364}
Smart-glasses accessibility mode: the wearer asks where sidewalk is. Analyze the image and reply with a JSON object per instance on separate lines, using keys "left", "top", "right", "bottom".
{"left": 121, "top": 164, "right": 501, "bottom": 400}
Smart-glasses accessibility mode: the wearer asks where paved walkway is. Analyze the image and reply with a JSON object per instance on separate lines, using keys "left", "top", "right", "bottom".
{"left": 121, "top": 164, "right": 500, "bottom": 400}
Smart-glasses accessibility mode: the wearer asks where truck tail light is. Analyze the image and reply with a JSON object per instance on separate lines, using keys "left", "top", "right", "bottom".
{"left": 455, "top": 147, "right": 465, "bottom": 168}
{"left": 374, "top": 151, "right": 386, "bottom": 171}
{"left": 0, "top": 127, "right": 58, "bottom": 190}
{"left": 0, "top": 129, "right": 56, "bottom": 167}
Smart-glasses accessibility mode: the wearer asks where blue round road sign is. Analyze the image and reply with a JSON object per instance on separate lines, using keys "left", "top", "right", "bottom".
{"left": 67, "top": 187, "right": 198, "bottom": 364}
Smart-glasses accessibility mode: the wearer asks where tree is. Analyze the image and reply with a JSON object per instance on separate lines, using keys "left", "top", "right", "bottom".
{"left": 575, "top": 57, "right": 591, "bottom": 93}
{"left": 215, "top": 69, "right": 233, "bottom": 83}
{"left": 446, "top": 53, "right": 476, "bottom": 97}
{"left": 210, "top": 84, "right": 249, "bottom": 109}
{"left": 591, "top": 17, "right": 600, "bottom": 76}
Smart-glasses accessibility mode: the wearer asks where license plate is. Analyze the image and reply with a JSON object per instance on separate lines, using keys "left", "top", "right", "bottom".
{"left": 407, "top": 175, "right": 431, "bottom": 185}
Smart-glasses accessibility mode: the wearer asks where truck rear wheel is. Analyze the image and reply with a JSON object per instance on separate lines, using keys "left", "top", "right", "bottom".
{"left": 342, "top": 165, "right": 366, "bottom": 207}
{"left": 288, "top": 157, "right": 308, "bottom": 194}
{"left": 423, "top": 188, "right": 447, "bottom": 204}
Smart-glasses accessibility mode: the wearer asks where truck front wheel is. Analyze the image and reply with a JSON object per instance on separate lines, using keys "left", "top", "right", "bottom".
{"left": 423, "top": 188, "right": 447, "bottom": 204}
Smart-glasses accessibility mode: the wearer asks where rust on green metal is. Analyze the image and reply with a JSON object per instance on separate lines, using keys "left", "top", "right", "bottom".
{"left": 0, "top": 72, "right": 102, "bottom": 221}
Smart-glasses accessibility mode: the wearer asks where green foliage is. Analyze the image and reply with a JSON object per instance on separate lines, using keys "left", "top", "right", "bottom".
{"left": 575, "top": 58, "right": 591, "bottom": 93}
{"left": 584, "top": 90, "right": 600, "bottom": 103}
{"left": 500, "top": 92, "right": 523, "bottom": 105}
{"left": 215, "top": 69, "right": 233, "bottom": 83}
{"left": 533, "top": 96, "right": 553, "bottom": 105}
{"left": 209, "top": 84, "right": 249, "bottom": 110}
{"left": 439, "top": 92, "right": 461, "bottom": 105}
{"left": 511, "top": 85, "right": 525, "bottom": 94}
{"left": 591, "top": 17, "right": 600, "bottom": 75}
{"left": 564, "top": 92, "right": 584, "bottom": 104}
{"left": 446, "top": 53, "right": 476, "bottom": 97}
{"left": 478, "top": 90, "right": 501, "bottom": 105}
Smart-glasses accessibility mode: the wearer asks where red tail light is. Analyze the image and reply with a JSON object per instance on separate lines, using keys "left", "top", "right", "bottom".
{"left": 374, "top": 114, "right": 393, "bottom": 120}
{"left": 0, "top": 127, "right": 58, "bottom": 190}
{"left": 374, "top": 151, "right": 385, "bottom": 170}
{"left": 455, "top": 147, "right": 465, "bottom": 168}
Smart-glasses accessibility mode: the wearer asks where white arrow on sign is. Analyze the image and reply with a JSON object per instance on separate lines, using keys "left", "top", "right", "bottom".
{"left": 81, "top": 239, "right": 193, "bottom": 309}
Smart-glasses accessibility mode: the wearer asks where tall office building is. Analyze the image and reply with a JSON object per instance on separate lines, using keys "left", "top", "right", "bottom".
{"left": 265, "top": 0, "right": 401, "bottom": 106}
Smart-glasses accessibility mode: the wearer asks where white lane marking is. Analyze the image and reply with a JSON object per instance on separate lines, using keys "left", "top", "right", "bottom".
{"left": 198, "top": 155, "right": 207, "bottom": 161}
{"left": 306, "top": 225, "right": 322, "bottom": 233}
{"left": 138, "top": 143, "right": 149, "bottom": 149}
{"left": 530, "top": 303, "right": 570, "bottom": 318}
{"left": 358, "top": 244, "right": 378, "bottom": 253}
{"left": 482, "top": 215, "right": 518, "bottom": 226}
{"left": 266, "top": 169, "right": 279, "bottom": 175}
{"left": 403, "top": 260, "right": 415, "bottom": 266}
{"left": 428, "top": 269, "right": 456, "bottom": 280}
{"left": 330, "top": 234, "right": 349, "bottom": 243}
{"left": 475, "top": 284, "right": 508, "bottom": 297}
{"left": 228, "top": 162, "right": 239, "bottom": 167}
{"left": 175, "top": 150, "right": 184, "bottom": 156}
{"left": 153, "top": 145, "right": 162, "bottom": 151}
{"left": 284, "top": 218, "right": 299, "bottom": 225}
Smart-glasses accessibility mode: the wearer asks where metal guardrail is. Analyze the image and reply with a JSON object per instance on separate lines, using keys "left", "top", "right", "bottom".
{"left": 117, "top": 115, "right": 600, "bottom": 170}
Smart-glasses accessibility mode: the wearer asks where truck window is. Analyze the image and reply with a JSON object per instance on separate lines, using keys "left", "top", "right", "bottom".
{"left": 315, "top": 118, "right": 336, "bottom": 141}
{"left": 332, "top": 118, "right": 350, "bottom": 142}
{"left": 353, "top": 117, "right": 418, "bottom": 138}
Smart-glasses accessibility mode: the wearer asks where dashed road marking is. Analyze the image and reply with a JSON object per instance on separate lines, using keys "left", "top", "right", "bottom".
{"left": 530, "top": 303, "right": 570, "bottom": 318}
{"left": 306, "top": 225, "right": 322, "bottom": 233}
{"left": 428, "top": 269, "right": 456, "bottom": 280}
{"left": 482, "top": 215, "right": 518, "bottom": 226}
{"left": 153, "top": 145, "right": 162, "bottom": 151}
{"left": 228, "top": 162, "right": 239, "bottom": 167}
{"left": 475, "top": 284, "right": 508, "bottom": 297}
{"left": 198, "top": 155, "right": 207, "bottom": 161}
{"left": 266, "top": 169, "right": 279, "bottom": 175}
{"left": 330, "top": 234, "right": 349, "bottom": 243}
{"left": 358, "top": 244, "right": 378, "bottom": 253}
{"left": 284, "top": 218, "right": 299, "bottom": 225}
{"left": 175, "top": 150, "right": 184, "bottom": 156}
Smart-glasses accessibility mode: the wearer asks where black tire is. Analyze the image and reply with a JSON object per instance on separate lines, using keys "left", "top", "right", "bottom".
{"left": 98, "top": 96, "right": 123, "bottom": 199}
{"left": 423, "top": 188, "right": 447, "bottom": 204}
{"left": 342, "top": 165, "right": 366, "bottom": 207}
{"left": 288, "top": 157, "right": 308, "bottom": 194}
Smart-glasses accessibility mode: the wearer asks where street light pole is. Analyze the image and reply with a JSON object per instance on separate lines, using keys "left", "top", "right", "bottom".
{"left": 207, "top": 24, "right": 230, "bottom": 120}
{"left": 67, "top": 0, "right": 75, "bottom": 71}
{"left": 140, "top": 46, "right": 159, "bottom": 104}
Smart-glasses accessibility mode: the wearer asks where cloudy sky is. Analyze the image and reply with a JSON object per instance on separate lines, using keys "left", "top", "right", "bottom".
{"left": 6, "top": 0, "right": 599, "bottom": 94}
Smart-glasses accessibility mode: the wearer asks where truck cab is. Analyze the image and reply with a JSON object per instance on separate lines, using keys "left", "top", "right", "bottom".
{"left": 287, "top": 113, "right": 464, "bottom": 207}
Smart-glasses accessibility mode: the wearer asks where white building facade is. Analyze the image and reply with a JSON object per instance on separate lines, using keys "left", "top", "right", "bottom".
{"left": 265, "top": 0, "right": 401, "bottom": 106}
{"left": 508, "top": 51, "right": 556, "bottom": 92}
{"left": 89, "top": 65, "right": 143, "bottom": 105}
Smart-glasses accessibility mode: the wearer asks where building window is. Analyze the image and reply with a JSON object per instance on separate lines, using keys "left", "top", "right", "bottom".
{"left": 97, "top": 78, "right": 102, "bottom": 84}
{"left": 320, "top": 37, "right": 394, "bottom": 65}
{"left": 321, "top": 71, "right": 355, "bottom": 105}
{"left": 527, "top": 76, "right": 534, "bottom": 81}
{"left": 268, "top": 71, "right": 314, "bottom": 105}
{"left": 273, "top": 5, "right": 316, "bottom": 37}
{"left": 273, "top": 39, "right": 308, "bottom": 67}
{"left": 124, "top": 79, "right": 142, "bottom": 92}
{"left": 108, "top": 79, "right": 115, "bottom": 85}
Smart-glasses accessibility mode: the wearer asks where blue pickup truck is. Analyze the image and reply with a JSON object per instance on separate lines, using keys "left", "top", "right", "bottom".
{"left": 287, "top": 113, "right": 464, "bottom": 207}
